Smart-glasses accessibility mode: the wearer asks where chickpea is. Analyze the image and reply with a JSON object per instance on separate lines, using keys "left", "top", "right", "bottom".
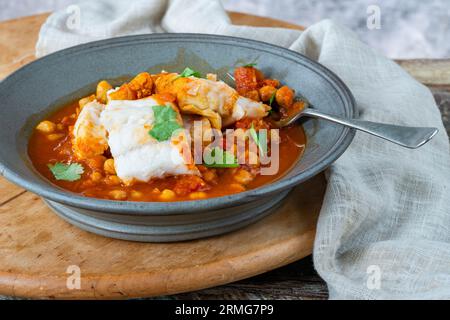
{"left": 96, "top": 80, "right": 113, "bottom": 104}
{"left": 56, "top": 123, "right": 65, "bottom": 131}
{"left": 104, "top": 175, "right": 121, "bottom": 186}
{"left": 109, "top": 190, "right": 127, "bottom": 200}
{"left": 90, "top": 171, "right": 103, "bottom": 183}
{"left": 275, "top": 86, "right": 295, "bottom": 109}
{"left": 263, "top": 79, "right": 280, "bottom": 88}
{"left": 206, "top": 73, "right": 217, "bottom": 81}
{"left": 46, "top": 133, "right": 65, "bottom": 141}
{"left": 130, "top": 190, "right": 143, "bottom": 199}
{"left": 233, "top": 169, "right": 254, "bottom": 185}
{"left": 36, "top": 120, "right": 56, "bottom": 134}
{"left": 103, "top": 159, "right": 116, "bottom": 175}
{"left": 86, "top": 155, "right": 106, "bottom": 170}
{"left": 259, "top": 85, "right": 277, "bottom": 102}
{"left": 229, "top": 183, "right": 246, "bottom": 193}
{"left": 292, "top": 101, "right": 306, "bottom": 113}
{"left": 160, "top": 189, "right": 175, "bottom": 201}
{"left": 189, "top": 192, "right": 207, "bottom": 200}
{"left": 79, "top": 95, "right": 95, "bottom": 109}
{"left": 243, "top": 89, "right": 260, "bottom": 102}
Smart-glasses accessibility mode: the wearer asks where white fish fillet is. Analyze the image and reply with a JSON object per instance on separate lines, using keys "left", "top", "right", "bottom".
{"left": 226, "top": 96, "right": 269, "bottom": 126}
{"left": 155, "top": 74, "right": 270, "bottom": 129}
{"left": 72, "top": 100, "right": 108, "bottom": 159}
{"left": 100, "top": 96, "right": 198, "bottom": 184}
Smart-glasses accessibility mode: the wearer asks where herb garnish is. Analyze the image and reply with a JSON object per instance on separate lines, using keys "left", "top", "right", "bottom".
{"left": 148, "top": 105, "right": 182, "bottom": 141}
{"left": 269, "top": 90, "right": 277, "bottom": 107}
{"left": 204, "top": 147, "right": 239, "bottom": 168}
{"left": 177, "top": 67, "right": 202, "bottom": 79}
{"left": 249, "top": 124, "right": 267, "bottom": 156}
{"left": 48, "top": 162, "right": 84, "bottom": 181}
{"left": 242, "top": 62, "right": 257, "bottom": 68}
{"left": 268, "top": 90, "right": 277, "bottom": 114}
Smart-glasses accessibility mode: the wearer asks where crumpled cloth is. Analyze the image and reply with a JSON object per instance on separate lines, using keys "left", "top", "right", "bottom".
{"left": 36, "top": 0, "right": 450, "bottom": 299}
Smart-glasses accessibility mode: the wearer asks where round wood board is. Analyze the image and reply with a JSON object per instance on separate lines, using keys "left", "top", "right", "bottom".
{"left": 0, "top": 12, "right": 323, "bottom": 299}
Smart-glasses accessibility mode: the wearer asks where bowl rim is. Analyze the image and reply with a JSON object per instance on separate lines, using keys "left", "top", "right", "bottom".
{"left": 0, "top": 33, "right": 356, "bottom": 215}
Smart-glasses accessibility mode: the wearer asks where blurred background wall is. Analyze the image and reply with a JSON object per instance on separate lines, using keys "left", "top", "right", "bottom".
{"left": 1, "top": 0, "right": 449, "bottom": 59}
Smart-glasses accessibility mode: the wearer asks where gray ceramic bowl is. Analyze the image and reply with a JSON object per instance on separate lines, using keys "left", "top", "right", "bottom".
{"left": 0, "top": 34, "right": 356, "bottom": 242}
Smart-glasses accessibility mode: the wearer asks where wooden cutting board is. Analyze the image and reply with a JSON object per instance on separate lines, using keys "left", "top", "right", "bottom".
{"left": 0, "top": 12, "right": 323, "bottom": 299}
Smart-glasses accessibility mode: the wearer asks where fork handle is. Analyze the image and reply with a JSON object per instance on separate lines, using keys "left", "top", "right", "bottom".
{"left": 302, "top": 108, "right": 438, "bottom": 149}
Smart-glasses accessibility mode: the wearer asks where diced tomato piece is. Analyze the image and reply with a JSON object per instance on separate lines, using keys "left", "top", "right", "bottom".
{"left": 234, "top": 67, "right": 264, "bottom": 95}
{"left": 235, "top": 118, "right": 271, "bottom": 130}
{"left": 173, "top": 175, "right": 207, "bottom": 196}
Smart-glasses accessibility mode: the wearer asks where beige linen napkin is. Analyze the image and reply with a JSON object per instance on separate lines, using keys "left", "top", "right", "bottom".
{"left": 35, "top": 0, "right": 450, "bottom": 299}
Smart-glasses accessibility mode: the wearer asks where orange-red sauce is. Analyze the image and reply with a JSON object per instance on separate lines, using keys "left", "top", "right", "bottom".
{"left": 28, "top": 100, "right": 306, "bottom": 202}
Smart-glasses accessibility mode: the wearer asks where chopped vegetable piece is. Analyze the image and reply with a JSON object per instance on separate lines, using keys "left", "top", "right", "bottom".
{"left": 48, "top": 162, "right": 84, "bottom": 181}
{"left": 36, "top": 120, "right": 56, "bottom": 134}
{"left": 204, "top": 147, "right": 239, "bottom": 168}
{"left": 148, "top": 105, "right": 182, "bottom": 142}
{"left": 234, "top": 66, "right": 264, "bottom": 94}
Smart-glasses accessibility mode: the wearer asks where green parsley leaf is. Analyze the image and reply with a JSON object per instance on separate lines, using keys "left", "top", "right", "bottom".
{"left": 149, "top": 121, "right": 182, "bottom": 142}
{"left": 267, "top": 90, "right": 277, "bottom": 115}
{"left": 249, "top": 124, "right": 268, "bottom": 156}
{"left": 48, "top": 162, "right": 84, "bottom": 181}
{"left": 242, "top": 62, "right": 257, "bottom": 68}
{"left": 152, "top": 105, "right": 179, "bottom": 122}
{"left": 148, "top": 105, "right": 182, "bottom": 142}
{"left": 204, "top": 147, "right": 239, "bottom": 168}
{"left": 269, "top": 90, "right": 277, "bottom": 107}
{"left": 178, "top": 67, "right": 202, "bottom": 79}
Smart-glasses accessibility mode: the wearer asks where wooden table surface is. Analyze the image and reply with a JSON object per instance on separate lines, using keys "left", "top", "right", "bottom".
{"left": 0, "top": 11, "right": 449, "bottom": 300}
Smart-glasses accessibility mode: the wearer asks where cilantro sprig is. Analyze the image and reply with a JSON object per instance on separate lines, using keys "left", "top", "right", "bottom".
{"left": 175, "top": 67, "right": 202, "bottom": 80}
{"left": 204, "top": 147, "right": 239, "bottom": 168}
{"left": 48, "top": 162, "right": 84, "bottom": 181}
{"left": 148, "top": 105, "right": 183, "bottom": 141}
{"left": 269, "top": 90, "right": 277, "bottom": 107}
{"left": 249, "top": 124, "right": 267, "bottom": 156}
{"left": 268, "top": 90, "right": 277, "bottom": 114}
{"left": 242, "top": 62, "right": 257, "bottom": 68}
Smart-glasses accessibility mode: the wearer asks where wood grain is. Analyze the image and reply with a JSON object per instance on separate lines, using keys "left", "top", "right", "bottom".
{"left": 0, "top": 11, "right": 321, "bottom": 300}
{"left": 1, "top": 10, "right": 449, "bottom": 300}
{"left": 0, "top": 13, "right": 47, "bottom": 79}
{"left": 228, "top": 11, "right": 305, "bottom": 30}
{"left": 0, "top": 174, "right": 324, "bottom": 299}
{"left": 397, "top": 59, "right": 450, "bottom": 87}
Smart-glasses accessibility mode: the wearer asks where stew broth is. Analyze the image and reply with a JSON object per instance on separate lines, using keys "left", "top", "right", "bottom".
{"left": 28, "top": 67, "right": 307, "bottom": 202}
{"left": 29, "top": 101, "right": 305, "bottom": 201}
